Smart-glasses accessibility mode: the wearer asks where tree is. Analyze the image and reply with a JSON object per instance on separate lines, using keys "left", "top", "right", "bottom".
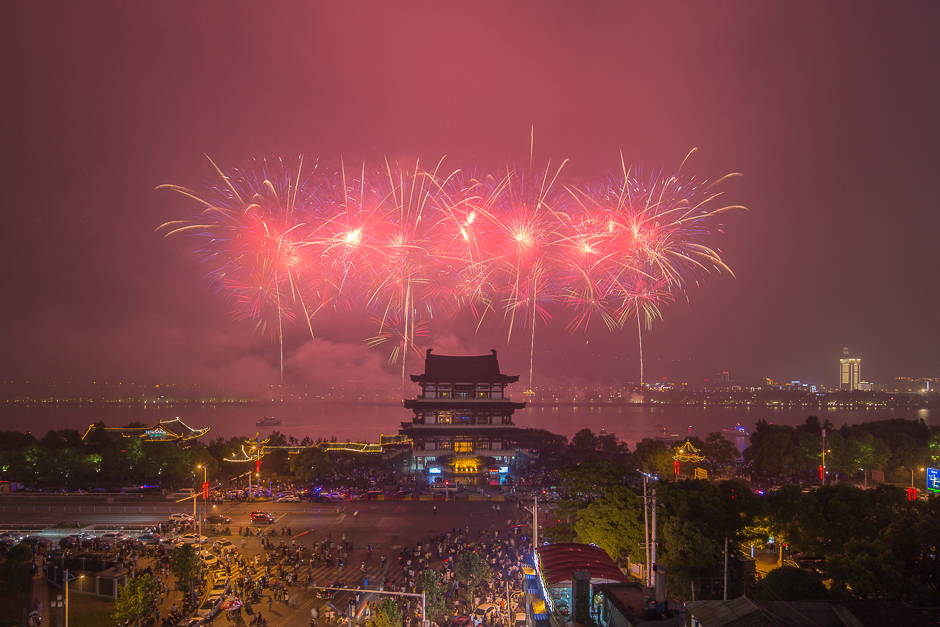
{"left": 572, "top": 488, "right": 643, "bottom": 564}
{"left": 113, "top": 573, "right": 160, "bottom": 626}
{"left": 169, "top": 543, "right": 203, "bottom": 594}
{"left": 455, "top": 550, "right": 491, "bottom": 599}
{"left": 752, "top": 431, "right": 801, "bottom": 477}
{"left": 571, "top": 428, "right": 598, "bottom": 450}
{"left": 828, "top": 539, "right": 905, "bottom": 600}
{"left": 373, "top": 598, "right": 403, "bottom": 627}
{"left": 418, "top": 569, "right": 448, "bottom": 623}
{"left": 702, "top": 432, "right": 740, "bottom": 475}
{"left": 755, "top": 566, "right": 828, "bottom": 601}
{"left": 290, "top": 446, "right": 332, "bottom": 481}
{"left": 632, "top": 438, "right": 673, "bottom": 476}
{"left": 597, "top": 433, "right": 629, "bottom": 454}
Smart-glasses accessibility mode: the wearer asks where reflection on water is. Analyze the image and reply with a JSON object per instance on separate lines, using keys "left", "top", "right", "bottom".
{"left": 1, "top": 403, "right": 937, "bottom": 448}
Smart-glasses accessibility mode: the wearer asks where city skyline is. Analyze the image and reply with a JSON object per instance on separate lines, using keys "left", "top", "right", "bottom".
{"left": 2, "top": 3, "right": 939, "bottom": 395}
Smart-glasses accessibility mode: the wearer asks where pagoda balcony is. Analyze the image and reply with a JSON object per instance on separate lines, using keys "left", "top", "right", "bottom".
{"left": 412, "top": 396, "right": 514, "bottom": 401}
{"left": 404, "top": 422, "right": 516, "bottom": 428}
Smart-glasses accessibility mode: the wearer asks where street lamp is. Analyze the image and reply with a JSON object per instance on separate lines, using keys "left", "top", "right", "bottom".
{"left": 197, "top": 464, "right": 208, "bottom": 538}
{"left": 905, "top": 466, "right": 925, "bottom": 489}
{"left": 64, "top": 569, "right": 85, "bottom": 627}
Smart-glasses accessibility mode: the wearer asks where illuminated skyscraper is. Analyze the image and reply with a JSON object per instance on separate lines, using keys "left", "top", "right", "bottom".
{"left": 840, "top": 347, "right": 861, "bottom": 391}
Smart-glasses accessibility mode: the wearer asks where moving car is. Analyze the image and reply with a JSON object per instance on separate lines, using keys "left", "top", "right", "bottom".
{"left": 472, "top": 603, "right": 500, "bottom": 625}
{"left": 250, "top": 510, "right": 275, "bottom": 524}
{"left": 178, "top": 533, "right": 208, "bottom": 545}
{"left": 205, "top": 514, "right": 232, "bottom": 525}
{"left": 137, "top": 533, "right": 164, "bottom": 545}
{"left": 168, "top": 512, "right": 194, "bottom": 523}
{"left": 99, "top": 532, "right": 129, "bottom": 544}
{"left": 212, "top": 539, "right": 237, "bottom": 555}
{"left": 316, "top": 581, "right": 346, "bottom": 599}
{"left": 276, "top": 495, "right": 301, "bottom": 503}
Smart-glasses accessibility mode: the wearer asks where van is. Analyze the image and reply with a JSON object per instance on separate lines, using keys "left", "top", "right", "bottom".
{"left": 167, "top": 488, "right": 196, "bottom": 501}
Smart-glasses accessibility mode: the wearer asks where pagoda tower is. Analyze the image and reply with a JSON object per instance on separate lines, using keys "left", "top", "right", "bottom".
{"left": 401, "top": 349, "right": 527, "bottom": 485}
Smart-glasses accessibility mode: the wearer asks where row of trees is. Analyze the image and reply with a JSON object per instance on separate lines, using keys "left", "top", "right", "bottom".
{"left": 745, "top": 416, "right": 939, "bottom": 482}
{"left": 548, "top": 453, "right": 940, "bottom": 605}
{"left": 0, "top": 425, "right": 332, "bottom": 487}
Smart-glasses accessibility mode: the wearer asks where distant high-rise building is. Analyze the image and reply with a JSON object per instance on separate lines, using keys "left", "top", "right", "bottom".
{"left": 840, "top": 347, "right": 861, "bottom": 391}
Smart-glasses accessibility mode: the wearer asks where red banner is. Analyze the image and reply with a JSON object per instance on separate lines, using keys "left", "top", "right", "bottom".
{"left": 202, "top": 481, "right": 209, "bottom": 500}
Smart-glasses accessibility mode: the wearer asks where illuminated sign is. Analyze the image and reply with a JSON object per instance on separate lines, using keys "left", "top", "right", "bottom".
{"left": 927, "top": 467, "right": 940, "bottom": 493}
{"left": 499, "top": 466, "right": 509, "bottom": 473}
{"left": 428, "top": 467, "right": 442, "bottom": 474}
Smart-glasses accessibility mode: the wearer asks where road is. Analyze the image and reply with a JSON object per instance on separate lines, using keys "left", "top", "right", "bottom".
{"left": 3, "top": 496, "right": 527, "bottom": 627}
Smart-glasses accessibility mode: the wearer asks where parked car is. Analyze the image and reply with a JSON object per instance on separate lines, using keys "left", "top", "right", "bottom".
{"left": 199, "top": 550, "right": 219, "bottom": 568}
{"left": 205, "top": 514, "right": 231, "bottom": 525}
{"left": 137, "top": 533, "right": 164, "bottom": 545}
{"left": 178, "top": 533, "right": 208, "bottom": 545}
{"left": 276, "top": 495, "right": 301, "bottom": 503}
{"left": 168, "top": 512, "right": 194, "bottom": 523}
{"left": 20, "top": 536, "right": 54, "bottom": 549}
{"left": 99, "top": 532, "right": 129, "bottom": 544}
{"left": 361, "top": 490, "right": 384, "bottom": 500}
{"left": 58, "top": 534, "right": 88, "bottom": 549}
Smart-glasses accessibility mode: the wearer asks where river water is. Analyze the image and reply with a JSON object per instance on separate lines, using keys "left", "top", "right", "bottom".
{"left": 1, "top": 403, "right": 936, "bottom": 448}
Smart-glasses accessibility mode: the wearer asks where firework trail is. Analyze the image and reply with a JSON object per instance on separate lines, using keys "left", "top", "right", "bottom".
{"left": 160, "top": 151, "right": 742, "bottom": 392}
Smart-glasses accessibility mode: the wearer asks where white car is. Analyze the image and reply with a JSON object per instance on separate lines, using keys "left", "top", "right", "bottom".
{"left": 212, "top": 539, "right": 237, "bottom": 555}
{"left": 276, "top": 495, "right": 301, "bottom": 503}
{"left": 169, "top": 513, "right": 194, "bottom": 523}
{"left": 100, "top": 532, "right": 128, "bottom": 544}
{"left": 199, "top": 551, "right": 219, "bottom": 567}
{"left": 178, "top": 533, "right": 208, "bottom": 545}
{"left": 472, "top": 604, "right": 500, "bottom": 624}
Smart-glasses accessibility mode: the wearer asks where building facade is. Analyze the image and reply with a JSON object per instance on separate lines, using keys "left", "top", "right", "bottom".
{"left": 839, "top": 346, "right": 861, "bottom": 391}
{"left": 400, "top": 349, "right": 528, "bottom": 484}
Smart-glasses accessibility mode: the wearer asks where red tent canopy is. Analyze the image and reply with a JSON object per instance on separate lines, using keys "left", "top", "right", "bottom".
{"left": 535, "top": 543, "right": 629, "bottom": 588}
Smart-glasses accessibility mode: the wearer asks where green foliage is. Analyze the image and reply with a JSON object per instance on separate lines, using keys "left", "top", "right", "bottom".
{"left": 702, "top": 432, "right": 740, "bottom": 475}
{"left": 632, "top": 438, "right": 673, "bottom": 476}
{"left": 828, "top": 539, "right": 905, "bottom": 600}
{"left": 571, "top": 428, "right": 598, "bottom": 450}
{"left": 290, "top": 446, "right": 332, "bottom": 481}
{"left": 373, "top": 598, "right": 403, "bottom": 627}
{"left": 169, "top": 544, "right": 202, "bottom": 593}
{"left": 0, "top": 544, "right": 33, "bottom": 627}
{"left": 113, "top": 573, "right": 160, "bottom": 626}
{"left": 755, "top": 566, "right": 829, "bottom": 601}
{"left": 418, "top": 569, "right": 448, "bottom": 622}
{"left": 455, "top": 551, "right": 491, "bottom": 598}
{"left": 572, "top": 488, "right": 643, "bottom": 563}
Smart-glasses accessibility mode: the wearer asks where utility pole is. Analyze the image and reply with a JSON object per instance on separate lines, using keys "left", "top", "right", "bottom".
{"left": 523, "top": 495, "right": 539, "bottom": 550}
{"left": 650, "top": 487, "right": 657, "bottom": 575}
{"left": 723, "top": 536, "right": 729, "bottom": 601}
{"left": 643, "top": 476, "right": 651, "bottom": 587}
{"left": 821, "top": 428, "right": 827, "bottom": 485}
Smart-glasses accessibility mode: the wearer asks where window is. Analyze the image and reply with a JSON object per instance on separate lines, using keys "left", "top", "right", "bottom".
{"left": 454, "top": 442, "right": 472, "bottom": 453}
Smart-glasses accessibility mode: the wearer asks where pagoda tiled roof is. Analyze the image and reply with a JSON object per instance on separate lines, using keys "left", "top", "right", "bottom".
{"left": 409, "top": 349, "right": 520, "bottom": 384}
{"left": 402, "top": 399, "right": 526, "bottom": 410}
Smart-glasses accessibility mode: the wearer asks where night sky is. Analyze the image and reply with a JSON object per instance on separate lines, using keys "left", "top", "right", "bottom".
{"left": 2, "top": 2, "right": 939, "bottom": 394}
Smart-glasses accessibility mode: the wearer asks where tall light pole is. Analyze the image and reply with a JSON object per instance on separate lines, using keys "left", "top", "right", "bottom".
{"left": 64, "top": 570, "right": 84, "bottom": 627}
{"left": 197, "top": 464, "right": 208, "bottom": 538}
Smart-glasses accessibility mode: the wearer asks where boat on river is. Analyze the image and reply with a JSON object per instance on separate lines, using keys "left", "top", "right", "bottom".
{"left": 256, "top": 416, "right": 282, "bottom": 427}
